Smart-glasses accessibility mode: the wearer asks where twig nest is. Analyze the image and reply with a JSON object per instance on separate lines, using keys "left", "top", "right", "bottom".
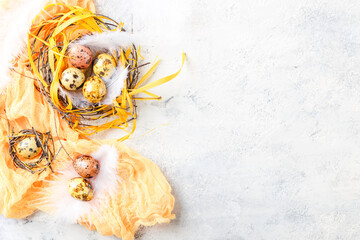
{"left": 60, "top": 68, "right": 85, "bottom": 90}
{"left": 16, "top": 136, "right": 42, "bottom": 159}
{"left": 82, "top": 76, "right": 107, "bottom": 103}
{"left": 68, "top": 45, "right": 93, "bottom": 69}
{"left": 68, "top": 177, "right": 94, "bottom": 201}
{"left": 93, "top": 53, "right": 117, "bottom": 78}
{"left": 73, "top": 155, "right": 100, "bottom": 178}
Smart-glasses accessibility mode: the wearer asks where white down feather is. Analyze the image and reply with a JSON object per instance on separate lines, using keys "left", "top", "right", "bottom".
{"left": 0, "top": 0, "right": 51, "bottom": 91}
{"left": 34, "top": 145, "right": 121, "bottom": 224}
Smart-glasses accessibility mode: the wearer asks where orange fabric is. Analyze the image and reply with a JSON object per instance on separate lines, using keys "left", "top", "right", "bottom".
{"left": 0, "top": 110, "right": 175, "bottom": 238}
{"left": 33, "top": 140, "right": 175, "bottom": 240}
{"left": 0, "top": 0, "right": 90, "bottom": 220}
{"left": 0, "top": 0, "right": 175, "bottom": 239}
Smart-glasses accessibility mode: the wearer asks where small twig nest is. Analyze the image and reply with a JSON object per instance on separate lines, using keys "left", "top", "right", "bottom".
{"left": 28, "top": 7, "right": 142, "bottom": 137}
{"left": 9, "top": 128, "right": 55, "bottom": 174}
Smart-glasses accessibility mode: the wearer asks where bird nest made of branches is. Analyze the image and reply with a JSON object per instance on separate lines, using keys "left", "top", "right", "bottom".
{"left": 9, "top": 128, "right": 55, "bottom": 174}
{"left": 25, "top": 4, "right": 185, "bottom": 141}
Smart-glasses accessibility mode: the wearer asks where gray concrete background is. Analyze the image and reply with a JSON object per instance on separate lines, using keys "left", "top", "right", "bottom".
{"left": 2, "top": 0, "right": 360, "bottom": 239}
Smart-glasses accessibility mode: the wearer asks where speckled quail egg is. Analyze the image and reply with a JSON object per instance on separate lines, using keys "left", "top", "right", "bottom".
{"left": 93, "top": 53, "right": 117, "bottom": 78}
{"left": 68, "top": 45, "right": 93, "bottom": 69}
{"left": 16, "top": 136, "right": 42, "bottom": 159}
{"left": 68, "top": 177, "right": 94, "bottom": 201}
{"left": 60, "top": 67, "right": 85, "bottom": 91}
{"left": 82, "top": 76, "right": 107, "bottom": 104}
{"left": 73, "top": 155, "right": 100, "bottom": 178}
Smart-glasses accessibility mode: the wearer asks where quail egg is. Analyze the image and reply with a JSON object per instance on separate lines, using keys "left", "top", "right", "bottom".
{"left": 93, "top": 53, "right": 117, "bottom": 78}
{"left": 60, "top": 67, "right": 85, "bottom": 91}
{"left": 82, "top": 76, "right": 107, "bottom": 104}
{"left": 68, "top": 177, "right": 94, "bottom": 201}
{"left": 68, "top": 45, "right": 93, "bottom": 69}
{"left": 16, "top": 136, "right": 42, "bottom": 159}
{"left": 73, "top": 155, "right": 100, "bottom": 178}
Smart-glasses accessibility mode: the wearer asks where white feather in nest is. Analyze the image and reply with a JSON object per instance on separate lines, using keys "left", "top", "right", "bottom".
{"left": 0, "top": 0, "right": 50, "bottom": 91}
{"left": 33, "top": 145, "right": 121, "bottom": 224}
{"left": 101, "top": 66, "right": 128, "bottom": 105}
{"left": 71, "top": 30, "right": 136, "bottom": 54}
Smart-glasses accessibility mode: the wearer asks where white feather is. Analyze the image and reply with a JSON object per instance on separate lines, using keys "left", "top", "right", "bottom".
{"left": 0, "top": 0, "right": 50, "bottom": 91}
{"left": 35, "top": 145, "right": 121, "bottom": 224}
{"left": 71, "top": 31, "right": 136, "bottom": 53}
{"left": 101, "top": 66, "right": 128, "bottom": 105}
{"left": 90, "top": 145, "right": 121, "bottom": 200}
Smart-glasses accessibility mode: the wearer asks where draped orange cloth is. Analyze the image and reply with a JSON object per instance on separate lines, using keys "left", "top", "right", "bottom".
{"left": 0, "top": 0, "right": 175, "bottom": 239}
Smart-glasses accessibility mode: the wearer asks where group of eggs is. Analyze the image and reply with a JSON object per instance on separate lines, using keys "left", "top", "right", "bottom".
{"left": 68, "top": 155, "right": 100, "bottom": 201}
{"left": 15, "top": 47, "right": 117, "bottom": 200}
{"left": 61, "top": 45, "right": 117, "bottom": 104}
{"left": 15, "top": 135, "right": 99, "bottom": 202}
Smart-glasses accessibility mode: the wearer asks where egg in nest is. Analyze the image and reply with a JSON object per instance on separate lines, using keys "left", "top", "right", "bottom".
{"left": 82, "top": 76, "right": 107, "bottom": 103}
{"left": 68, "top": 177, "right": 94, "bottom": 201}
{"left": 93, "top": 53, "right": 117, "bottom": 78}
{"left": 16, "top": 136, "right": 42, "bottom": 159}
{"left": 60, "top": 68, "right": 85, "bottom": 91}
{"left": 68, "top": 45, "right": 93, "bottom": 69}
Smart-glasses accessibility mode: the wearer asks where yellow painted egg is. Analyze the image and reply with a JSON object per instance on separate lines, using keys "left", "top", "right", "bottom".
{"left": 68, "top": 45, "right": 93, "bottom": 69}
{"left": 60, "top": 68, "right": 85, "bottom": 91}
{"left": 16, "top": 136, "right": 42, "bottom": 159}
{"left": 93, "top": 53, "right": 117, "bottom": 78}
{"left": 68, "top": 177, "right": 94, "bottom": 201}
{"left": 82, "top": 76, "right": 107, "bottom": 103}
{"left": 73, "top": 155, "right": 100, "bottom": 178}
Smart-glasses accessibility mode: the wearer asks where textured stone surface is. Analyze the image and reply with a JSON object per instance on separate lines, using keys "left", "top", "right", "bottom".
{"left": 2, "top": 0, "right": 360, "bottom": 239}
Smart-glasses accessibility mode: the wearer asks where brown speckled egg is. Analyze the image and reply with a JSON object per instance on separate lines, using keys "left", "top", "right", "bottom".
{"left": 93, "top": 53, "right": 117, "bottom": 78}
{"left": 68, "top": 45, "right": 93, "bottom": 69}
{"left": 73, "top": 155, "right": 100, "bottom": 178}
{"left": 60, "top": 68, "right": 85, "bottom": 91}
{"left": 16, "top": 136, "right": 42, "bottom": 159}
{"left": 82, "top": 76, "right": 107, "bottom": 103}
{"left": 68, "top": 177, "right": 94, "bottom": 201}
